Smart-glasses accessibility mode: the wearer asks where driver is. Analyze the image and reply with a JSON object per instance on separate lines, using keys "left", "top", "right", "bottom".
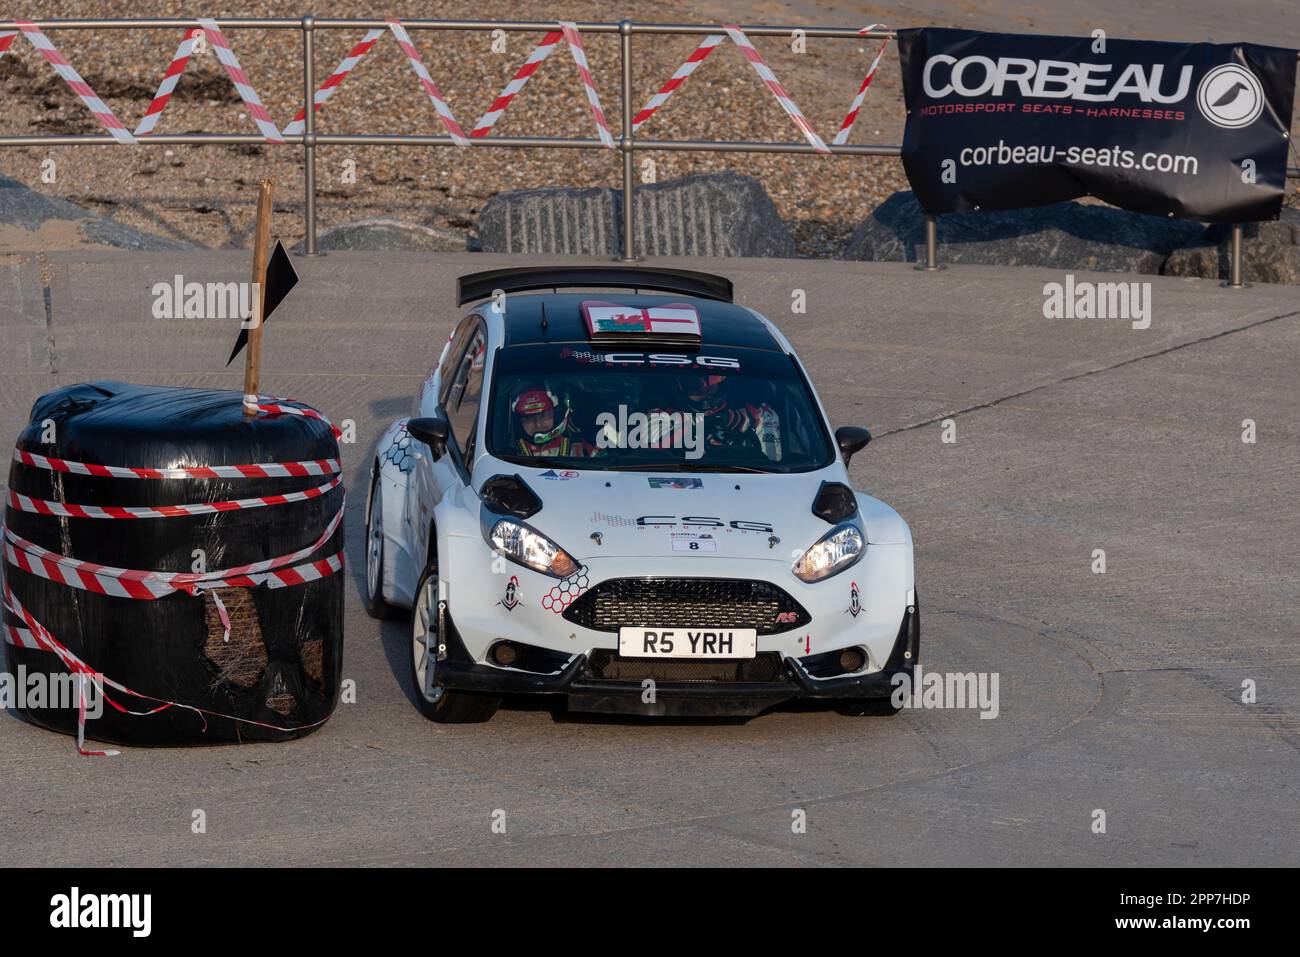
{"left": 654, "top": 374, "right": 781, "bottom": 458}
{"left": 512, "top": 386, "right": 594, "bottom": 458}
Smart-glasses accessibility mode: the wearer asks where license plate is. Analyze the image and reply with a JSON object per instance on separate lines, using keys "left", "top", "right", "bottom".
{"left": 618, "top": 627, "right": 757, "bottom": 659}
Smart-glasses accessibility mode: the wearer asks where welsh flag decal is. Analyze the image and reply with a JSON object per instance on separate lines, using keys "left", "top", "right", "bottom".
{"left": 581, "top": 301, "right": 702, "bottom": 338}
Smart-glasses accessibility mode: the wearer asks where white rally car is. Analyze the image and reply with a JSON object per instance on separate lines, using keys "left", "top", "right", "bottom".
{"left": 365, "top": 267, "right": 917, "bottom": 722}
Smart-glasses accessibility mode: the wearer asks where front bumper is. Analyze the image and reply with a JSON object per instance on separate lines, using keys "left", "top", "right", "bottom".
{"left": 434, "top": 599, "right": 919, "bottom": 718}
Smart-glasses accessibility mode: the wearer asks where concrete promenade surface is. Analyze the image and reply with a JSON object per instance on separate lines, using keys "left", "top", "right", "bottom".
{"left": 0, "top": 248, "right": 1296, "bottom": 865}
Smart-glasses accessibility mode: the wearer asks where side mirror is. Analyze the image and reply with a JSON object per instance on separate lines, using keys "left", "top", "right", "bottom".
{"left": 835, "top": 426, "right": 872, "bottom": 465}
{"left": 407, "top": 415, "right": 450, "bottom": 460}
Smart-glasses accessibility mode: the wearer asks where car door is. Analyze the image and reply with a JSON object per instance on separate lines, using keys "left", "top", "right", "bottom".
{"left": 410, "top": 318, "right": 487, "bottom": 564}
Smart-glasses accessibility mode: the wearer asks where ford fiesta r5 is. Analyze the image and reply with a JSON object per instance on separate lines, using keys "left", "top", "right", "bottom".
{"left": 364, "top": 267, "right": 918, "bottom": 723}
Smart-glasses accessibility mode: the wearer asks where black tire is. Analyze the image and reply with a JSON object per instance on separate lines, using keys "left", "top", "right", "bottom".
{"left": 409, "top": 562, "right": 501, "bottom": 723}
{"left": 363, "top": 465, "right": 402, "bottom": 620}
{"left": 836, "top": 698, "right": 901, "bottom": 717}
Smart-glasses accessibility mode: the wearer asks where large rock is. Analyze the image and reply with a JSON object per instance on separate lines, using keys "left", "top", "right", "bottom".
{"left": 845, "top": 190, "right": 1204, "bottom": 274}
{"left": 0, "top": 173, "right": 187, "bottom": 250}
{"left": 1164, "top": 208, "right": 1300, "bottom": 284}
{"left": 477, "top": 185, "right": 617, "bottom": 256}
{"left": 476, "top": 172, "right": 795, "bottom": 259}
{"left": 292, "top": 218, "right": 467, "bottom": 254}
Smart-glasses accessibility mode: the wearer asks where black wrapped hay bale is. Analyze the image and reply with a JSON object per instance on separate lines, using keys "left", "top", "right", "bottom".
{"left": 2, "top": 382, "right": 344, "bottom": 745}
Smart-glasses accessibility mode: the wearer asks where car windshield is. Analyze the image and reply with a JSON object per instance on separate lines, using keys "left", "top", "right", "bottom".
{"left": 486, "top": 343, "right": 834, "bottom": 473}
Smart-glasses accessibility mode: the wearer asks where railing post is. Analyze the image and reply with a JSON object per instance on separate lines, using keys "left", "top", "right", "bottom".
{"left": 618, "top": 19, "right": 637, "bottom": 262}
{"left": 302, "top": 14, "right": 318, "bottom": 256}
{"left": 1226, "top": 223, "right": 1244, "bottom": 288}
{"left": 915, "top": 213, "right": 942, "bottom": 271}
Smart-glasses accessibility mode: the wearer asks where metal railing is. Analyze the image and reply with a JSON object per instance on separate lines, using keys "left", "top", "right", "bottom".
{"left": 2, "top": 17, "right": 1298, "bottom": 286}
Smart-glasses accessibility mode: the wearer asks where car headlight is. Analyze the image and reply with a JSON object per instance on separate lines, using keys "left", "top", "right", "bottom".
{"left": 488, "top": 518, "right": 579, "bottom": 578}
{"left": 793, "top": 523, "right": 864, "bottom": 582}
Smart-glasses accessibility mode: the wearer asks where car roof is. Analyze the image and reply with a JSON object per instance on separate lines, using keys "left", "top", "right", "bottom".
{"left": 494, "top": 292, "right": 783, "bottom": 352}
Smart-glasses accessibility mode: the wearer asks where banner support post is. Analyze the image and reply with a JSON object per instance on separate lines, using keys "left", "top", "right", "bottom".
{"left": 618, "top": 20, "right": 638, "bottom": 263}
{"left": 916, "top": 213, "right": 943, "bottom": 271}
{"left": 302, "top": 15, "right": 318, "bottom": 256}
{"left": 1227, "top": 223, "right": 1244, "bottom": 288}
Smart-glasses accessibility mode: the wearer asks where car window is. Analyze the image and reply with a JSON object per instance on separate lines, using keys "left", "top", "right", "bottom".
{"left": 447, "top": 325, "right": 488, "bottom": 462}
{"left": 438, "top": 315, "right": 479, "bottom": 409}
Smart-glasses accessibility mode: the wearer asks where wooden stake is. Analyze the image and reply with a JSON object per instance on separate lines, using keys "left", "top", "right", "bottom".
{"left": 243, "top": 179, "right": 274, "bottom": 417}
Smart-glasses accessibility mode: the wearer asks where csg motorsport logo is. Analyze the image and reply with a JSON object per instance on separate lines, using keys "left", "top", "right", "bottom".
{"left": 1196, "top": 63, "right": 1264, "bottom": 129}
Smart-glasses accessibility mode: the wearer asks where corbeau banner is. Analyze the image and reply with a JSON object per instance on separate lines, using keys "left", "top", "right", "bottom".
{"left": 897, "top": 28, "right": 1297, "bottom": 223}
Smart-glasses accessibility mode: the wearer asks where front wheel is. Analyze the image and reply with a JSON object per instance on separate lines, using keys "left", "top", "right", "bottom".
{"left": 409, "top": 562, "right": 501, "bottom": 723}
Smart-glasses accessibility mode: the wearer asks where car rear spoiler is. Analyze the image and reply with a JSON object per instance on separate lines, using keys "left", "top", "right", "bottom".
{"left": 456, "top": 266, "right": 734, "bottom": 306}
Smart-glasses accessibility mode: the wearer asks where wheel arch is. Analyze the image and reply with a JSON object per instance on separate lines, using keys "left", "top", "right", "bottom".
{"left": 371, "top": 417, "right": 420, "bottom": 609}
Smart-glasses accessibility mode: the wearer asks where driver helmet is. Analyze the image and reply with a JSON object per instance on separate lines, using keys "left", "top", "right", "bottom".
{"left": 676, "top": 373, "right": 727, "bottom": 414}
{"left": 513, "top": 386, "right": 570, "bottom": 446}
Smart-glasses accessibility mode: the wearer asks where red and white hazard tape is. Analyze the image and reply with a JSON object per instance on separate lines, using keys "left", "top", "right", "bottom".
{"left": 3, "top": 17, "right": 743, "bottom": 153}
{"left": 386, "top": 19, "right": 470, "bottom": 146}
{"left": 723, "top": 24, "right": 829, "bottom": 154}
{"left": 3, "top": 529, "right": 345, "bottom": 601}
{"left": 135, "top": 27, "right": 203, "bottom": 136}
{"left": 3, "top": 622, "right": 38, "bottom": 650}
{"left": 832, "top": 25, "right": 891, "bottom": 146}
{"left": 282, "top": 27, "right": 385, "bottom": 137}
{"left": 6, "top": 20, "right": 136, "bottom": 144}
{"left": 6, "top": 473, "right": 341, "bottom": 520}
{"left": 197, "top": 18, "right": 283, "bottom": 143}
{"left": 12, "top": 447, "right": 340, "bottom": 480}
{"left": 472, "top": 30, "right": 564, "bottom": 138}
{"left": 631, "top": 33, "right": 724, "bottom": 133}
{"left": 248, "top": 396, "right": 344, "bottom": 439}
{"left": 3, "top": 498, "right": 343, "bottom": 600}
{"left": 559, "top": 21, "right": 615, "bottom": 149}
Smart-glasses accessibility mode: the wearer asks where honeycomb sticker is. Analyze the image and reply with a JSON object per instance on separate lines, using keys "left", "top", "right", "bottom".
{"left": 542, "top": 565, "right": 590, "bottom": 613}
{"left": 382, "top": 421, "right": 414, "bottom": 473}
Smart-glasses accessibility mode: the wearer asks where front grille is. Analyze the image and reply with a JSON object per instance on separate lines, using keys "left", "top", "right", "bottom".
{"left": 585, "top": 650, "right": 786, "bottom": 683}
{"left": 563, "top": 578, "right": 810, "bottom": 635}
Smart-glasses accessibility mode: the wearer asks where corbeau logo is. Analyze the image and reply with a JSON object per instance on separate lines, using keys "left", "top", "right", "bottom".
{"left": 922, "top": 55, "right": 1194, "bottom": 104}
{"left": 1196, "top": 63, "right": 1264, "bottom": 129}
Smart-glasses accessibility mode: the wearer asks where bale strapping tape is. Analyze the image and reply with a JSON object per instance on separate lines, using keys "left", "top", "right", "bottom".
{"left": 2, "top": 384, "right": 345, "bottom": 755}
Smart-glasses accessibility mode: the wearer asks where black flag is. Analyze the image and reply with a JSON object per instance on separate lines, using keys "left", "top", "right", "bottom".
{"left": 226, "top": 239, "right": 300, "bottom": 366}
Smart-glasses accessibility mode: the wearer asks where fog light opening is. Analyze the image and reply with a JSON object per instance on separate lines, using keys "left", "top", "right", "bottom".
{"left": 492, "top": 642, "right": 518, "bottom": 667}
{"left": 839, "top": 648, "right": 866, "bottom": 673}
